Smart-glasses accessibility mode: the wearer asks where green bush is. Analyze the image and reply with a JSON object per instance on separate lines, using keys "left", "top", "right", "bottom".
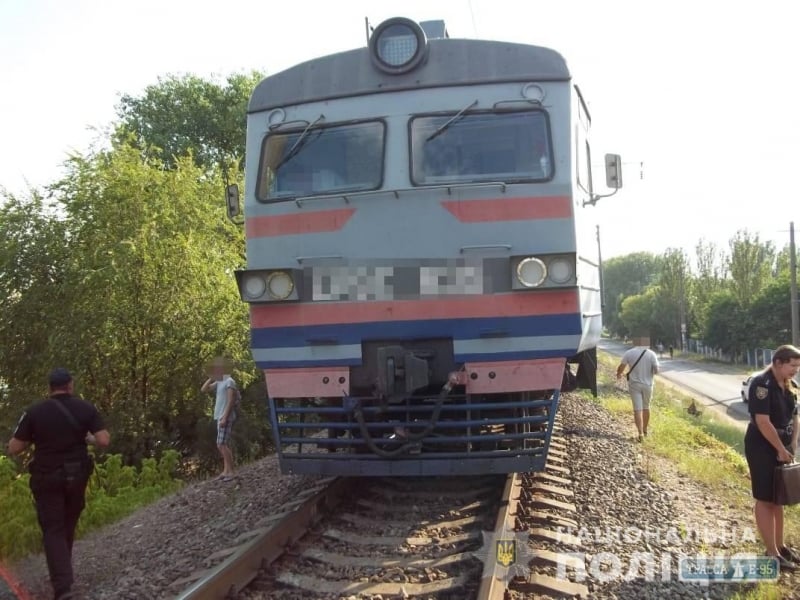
{"left": 0, "top": 451, "right": 183, "bottom": 561}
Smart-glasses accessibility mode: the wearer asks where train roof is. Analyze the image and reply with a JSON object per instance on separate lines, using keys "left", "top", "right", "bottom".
{"left": 248, "top": 38, "right": 571, "bottom": 114}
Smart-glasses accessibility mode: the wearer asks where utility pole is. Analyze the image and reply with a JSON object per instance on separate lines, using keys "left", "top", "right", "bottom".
{"left": 791, "top": 222, "right": 799, "bottom": 346}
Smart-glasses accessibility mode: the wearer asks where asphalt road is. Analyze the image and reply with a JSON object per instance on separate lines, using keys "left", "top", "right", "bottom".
{"left": 599, "top": 338, "right": 756, "bottom": 429}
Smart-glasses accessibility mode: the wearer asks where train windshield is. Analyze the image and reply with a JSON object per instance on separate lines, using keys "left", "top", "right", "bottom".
{"left": 411, "top": 110, "right": 552, "bottom": 185}
{"left": 257, "top": 121, "right": 384, "bottom": 201}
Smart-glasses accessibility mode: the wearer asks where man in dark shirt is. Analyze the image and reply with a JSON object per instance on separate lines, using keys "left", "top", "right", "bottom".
{"left": 7, "top": 368, "right": 110, "bottom": 600}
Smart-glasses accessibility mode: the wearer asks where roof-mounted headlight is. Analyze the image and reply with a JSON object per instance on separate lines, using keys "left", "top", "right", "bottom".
{"left": 369, "top": 17, "right": 428, "bottom": 75}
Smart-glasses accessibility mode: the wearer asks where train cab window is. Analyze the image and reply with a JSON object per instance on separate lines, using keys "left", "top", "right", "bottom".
{"left": 411, "top": 110, "right": 552, "bottom": 186}
{"left": 257, "top": 121, "right": 384, "bottom": 201}
{"left": 575, "top": 104, "right": 593, "bottom": 196}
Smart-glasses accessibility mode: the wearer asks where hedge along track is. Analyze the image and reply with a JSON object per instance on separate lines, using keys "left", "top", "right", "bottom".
{"left": 172, "top": 424, "right": 586, "bottom": 599}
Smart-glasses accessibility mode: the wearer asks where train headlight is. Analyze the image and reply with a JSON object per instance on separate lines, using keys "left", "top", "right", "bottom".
{"left": 516, "top": 258, "right": 547, "bottom": 288}
{"left": 548, "top": 257, "right": 574, "bottom": 284}
{"left": 236, "top": 269, "right": 299, "bottom": 302}
{"left": 267, "top": 271, "right": 294, "bottom": 300}
{"left": 369, "top": 17, "right": 428, "bottom": 75}
{"left": 242, "top": 273, "right": 267, "bottom": 300}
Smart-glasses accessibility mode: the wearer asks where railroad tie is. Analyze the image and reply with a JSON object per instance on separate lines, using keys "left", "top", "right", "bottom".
{"left": 513, "top": 574, "right": 589, "bottom": 598}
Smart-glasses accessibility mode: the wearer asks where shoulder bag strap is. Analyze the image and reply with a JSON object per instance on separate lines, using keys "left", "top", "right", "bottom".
{"left": 628, "top": 348, "right": 649, "bottom": 374}
{"left": 50, "top": 397, "right": 83, "bottom": 434}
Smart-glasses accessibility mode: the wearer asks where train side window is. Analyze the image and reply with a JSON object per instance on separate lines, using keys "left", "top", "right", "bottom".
{"left": 257, "top": 121, "right": 385, "bottom": 201}
{"left": 581, "top": 141, "right": 593, "bottom": 195}
{"left": 575, "top": 115, "right": 592, "bottom": 195}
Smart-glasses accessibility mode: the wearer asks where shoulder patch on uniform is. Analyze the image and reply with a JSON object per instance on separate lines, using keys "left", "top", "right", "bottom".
{"left": 755, "top": 386, "right": 769, "bottom": 400}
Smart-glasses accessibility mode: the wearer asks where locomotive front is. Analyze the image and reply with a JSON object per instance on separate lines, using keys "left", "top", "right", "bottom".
{"left": 231, "top": 18, "right": 621, "bottom": 476}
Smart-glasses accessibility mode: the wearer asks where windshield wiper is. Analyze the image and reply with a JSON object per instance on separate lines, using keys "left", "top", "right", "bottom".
{"left": 425, "top": 100, "right": 478, "bottom": 142}
{"left": 274, "top": 114, "right": 325, "bottom": 171}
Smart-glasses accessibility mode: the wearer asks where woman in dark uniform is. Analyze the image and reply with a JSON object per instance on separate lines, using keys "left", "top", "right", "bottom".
{"left": 745, "top": 344, "right": 800, "bottom": 571}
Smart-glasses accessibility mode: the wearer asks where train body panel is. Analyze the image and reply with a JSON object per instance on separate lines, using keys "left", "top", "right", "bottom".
{"left": 249, "top": 292, "right": 582, "bottom": 366}
{"left": 234, "top": 18, "right": 617, "bottom": 476}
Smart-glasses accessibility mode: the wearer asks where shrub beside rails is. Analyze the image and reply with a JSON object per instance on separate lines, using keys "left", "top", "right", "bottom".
{"left": 0, "top": 452, "right": 182, "bottom": 561}
{"left": 226, "top": 17, "right": 623, "bottom": 476}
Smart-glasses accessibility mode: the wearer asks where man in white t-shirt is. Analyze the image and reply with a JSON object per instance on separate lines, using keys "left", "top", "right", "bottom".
{"left": 616, "top": 346, "right": 660, "bottom": 442}
{"left": 201, "top": 357, "right": 239, "bottom": 481}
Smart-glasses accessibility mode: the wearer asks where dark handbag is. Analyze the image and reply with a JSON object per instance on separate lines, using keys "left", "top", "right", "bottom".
{"left": 774, "top": 462, "right": 800, "bottom": 505}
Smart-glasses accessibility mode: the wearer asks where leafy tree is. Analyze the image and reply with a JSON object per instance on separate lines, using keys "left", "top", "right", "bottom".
{"left": 693, "top": 238, "right": 728, "bottom": 332}
{"left": 55, "top": 142, "right": 250, "bottom": 461}
{"left": 115, "top": 72, "right": 264, "bottom": 174}
{"left": 657, "top": 248, "right": 691, "bottom": 346}
{"left": 620, "top": 287, "right": 656, "bottom": 339}
{"left": 728, "top": 230, "right": 775, "bottom": 307}
{"left": 0, "top": 191, "right": 72, "bottom": 416}
{"left": 774, "top": 245, "right": 794, "bottom": 279}
{"left": 596, "top": 236, "right": 795, "bottom": 359}
{"left": 602, "top": 252, "right": 661, "bottom": 337}
{"left": 749, "top": 276, "right": 792, "bottom": 348}
{"left": 703, "top": 290, "right": 751, "bottom": 357}
{"left": 695, "top": 238, "right": 727, "bottom": 283}
{"left": 0, "top": 141, "right": 268, "bottom": 467}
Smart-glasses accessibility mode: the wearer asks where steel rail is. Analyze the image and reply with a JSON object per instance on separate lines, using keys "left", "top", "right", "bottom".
{"left": 173, "top": 477, "right": 351, "bottom": 600}
{"left": 475, "top": 472, "right": 520, "bottom": 600}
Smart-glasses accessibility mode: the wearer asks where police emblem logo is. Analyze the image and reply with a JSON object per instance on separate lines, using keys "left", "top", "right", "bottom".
{"left": 756, "top": 386, "right": 769, "bottom": 400}
{"left": 495, "top": 539, "right": 516, "bottom": 567}
{"left": 474, "top": 529, "right": 533, "bottom": 580}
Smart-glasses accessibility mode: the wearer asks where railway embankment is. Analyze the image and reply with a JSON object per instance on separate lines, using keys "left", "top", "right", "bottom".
{"left": 5, "top": 358, "right": 797, "bottom": 599}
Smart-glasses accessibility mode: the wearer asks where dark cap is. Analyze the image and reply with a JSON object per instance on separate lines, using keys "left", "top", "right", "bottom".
{"left": 48, "top": 368, "right": 73, "bottom": 387}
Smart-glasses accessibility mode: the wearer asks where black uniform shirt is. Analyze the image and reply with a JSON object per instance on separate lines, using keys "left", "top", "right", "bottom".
{"left": 748, "top": 369, "right": 798, "bottom": 432}
{"left": 12, "top": 393, "right": 105, "bottom": 472}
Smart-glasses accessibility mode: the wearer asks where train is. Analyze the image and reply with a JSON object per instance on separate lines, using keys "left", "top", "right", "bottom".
{"left": 225, "top": 16, "right": 622, "bottom": 476}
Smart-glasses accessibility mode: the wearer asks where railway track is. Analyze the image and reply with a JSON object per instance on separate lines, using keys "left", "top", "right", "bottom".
{"left": 171, "top": 477, "right": 350, "bottom": 599}
{"left": 171, "top": 417, "right": 586, "bottom": 599}
{"left": 8, "top": 382, "right": 775, "bottom": 599}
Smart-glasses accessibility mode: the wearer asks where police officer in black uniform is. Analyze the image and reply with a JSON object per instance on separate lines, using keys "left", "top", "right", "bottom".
{"left": 744, "top": 344, "right": 800, "bottom": 572}
{"left": 7, "top": 368, "right": 110, "bottom": 600}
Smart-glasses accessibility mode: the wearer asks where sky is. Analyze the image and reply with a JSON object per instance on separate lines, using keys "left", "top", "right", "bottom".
{"left": 1, "top": 0, "right": 798, "bottom": 260}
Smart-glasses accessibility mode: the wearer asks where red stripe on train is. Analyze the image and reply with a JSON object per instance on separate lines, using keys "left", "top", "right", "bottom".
{"left": 244, "top": 197, "right": 569, "bottom": 237}
{"left": 246, "top": 208, "right": 356, "bottom": 238}
{"left": 250, "top": 290, "right": 578, "bottom": 328}
{"left": 441, "top": 196, "right": 572, "bottom": 222}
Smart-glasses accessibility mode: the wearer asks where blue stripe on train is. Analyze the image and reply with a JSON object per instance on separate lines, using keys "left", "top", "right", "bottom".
{"left": 251, "top": 313, "right": 581, "bottom": 348}
{"left": 255, "top": 347, "right": 572, "bottom": 369}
